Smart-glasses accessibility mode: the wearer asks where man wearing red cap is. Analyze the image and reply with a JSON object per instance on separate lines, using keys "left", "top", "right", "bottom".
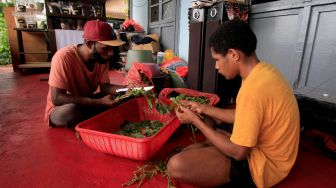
{"left": 45, "top": 20, "right": 126, "bottom": 128}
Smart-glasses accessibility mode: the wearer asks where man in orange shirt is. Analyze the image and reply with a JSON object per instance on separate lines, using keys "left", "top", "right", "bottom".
{"left": 167, "top": 20, "right": 300, "bottom": 187}
{"left": 45, "top": 20, "right": 126, "bottom": 128}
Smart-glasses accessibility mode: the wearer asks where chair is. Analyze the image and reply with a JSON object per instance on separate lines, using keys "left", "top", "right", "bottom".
{"left": 125, "top": 50, "right": 154, "bottom": 70}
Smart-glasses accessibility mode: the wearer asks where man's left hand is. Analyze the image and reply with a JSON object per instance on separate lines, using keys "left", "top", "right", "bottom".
{"left": 99, "top": 94, "right": 119, "bottom": 107}
{"left": 175, "top": 105, "right": 200, "bottom": 124}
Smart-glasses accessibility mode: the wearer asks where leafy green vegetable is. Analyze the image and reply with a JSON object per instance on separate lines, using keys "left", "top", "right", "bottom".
{"left": 114, "top": 88, "right": 170, "bottom": 114}
{"left": 168, "top": 94, "right": 210, "bottom": 113}
{"left": 169, "top": 94, "right": 209, "bottom": 105}
{"left": 168, "top": 94, "right": 210, "bottom": 144}
{"left": 115, "top": 120, "right": 164, "bottom": 138}
{"left": 123, "top": 147, "right": 182, "bottom": 188}
{"left": 122, "top": 160, "right": 175, "bottom": 188}
{"left": 115, "top": 90, "right": 210, "bottom": 116}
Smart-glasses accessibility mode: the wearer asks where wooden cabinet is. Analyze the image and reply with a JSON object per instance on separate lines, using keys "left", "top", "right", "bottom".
{"left": 45, "top": 0, "right": 106, "bottom": 30}
{"left": 6, "top": 1, "right": 107, "bottom": 71}
{"left": 14, "top": 28, "right": 52, "bottom": 69}
{"left": 4, "top": 7, "right": 53, "bottom": 71}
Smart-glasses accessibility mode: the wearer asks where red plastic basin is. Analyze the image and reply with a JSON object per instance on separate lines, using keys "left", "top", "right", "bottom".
{"left": 75, "top": 97, "right": 180, "bottom": 161}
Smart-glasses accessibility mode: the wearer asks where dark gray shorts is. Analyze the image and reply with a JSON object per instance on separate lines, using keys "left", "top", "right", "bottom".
{"left": 223, "top": 159, "right": 256, "bottom": 188}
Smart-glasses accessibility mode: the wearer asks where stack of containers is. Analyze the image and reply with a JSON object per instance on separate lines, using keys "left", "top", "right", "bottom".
{"left": 13, "top": 0, "right": 46, "bottom": 29}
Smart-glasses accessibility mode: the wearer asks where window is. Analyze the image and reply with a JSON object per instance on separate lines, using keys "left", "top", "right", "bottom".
{"left": 149, "top": 0, "right": 174, "bottom": 24}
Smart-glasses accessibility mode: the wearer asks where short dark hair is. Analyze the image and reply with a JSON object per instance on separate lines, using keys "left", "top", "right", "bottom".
{"left": 209, "top": 19, "right": 257, "bottom": 56}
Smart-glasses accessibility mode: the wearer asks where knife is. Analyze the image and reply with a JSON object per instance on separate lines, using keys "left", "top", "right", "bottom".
{"left": 115, "top": 86, "right": 154, "bottom": 93}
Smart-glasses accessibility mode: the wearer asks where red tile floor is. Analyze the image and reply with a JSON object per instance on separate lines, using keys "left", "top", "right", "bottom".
{"left": 1, "top": 65, "right": 336, "bottom": 187}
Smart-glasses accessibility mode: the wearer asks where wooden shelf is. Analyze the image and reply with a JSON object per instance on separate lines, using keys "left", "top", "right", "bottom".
{"left": 14, "top": 28, "right": 52, "bottom": 70}
{"left": 19, "top": 51, "right": 51, "bottom": 55}
{"left": 18, "top": 62, "right": 51, "bottom": 69}
{"left": 14, "top": 28, "right": 48, "bottom": 32}
{"left": 45, "top": 0, "right": 106, "bottom": 29}
{"left": 46, "top": 13, "right": 103, "bottom": 20}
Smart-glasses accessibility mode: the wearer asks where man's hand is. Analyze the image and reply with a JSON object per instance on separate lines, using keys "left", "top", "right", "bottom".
{"left": 100, "top": 83, "right": 127, "bottom": 96}
{"left": 175, "top": 105, "right": 200, "bottom": 124}
{"left": 180, "top": 101, "right": 207, "bottom": 115}
{"left": 99, "top": 94, "right": 119, "bottom": 107}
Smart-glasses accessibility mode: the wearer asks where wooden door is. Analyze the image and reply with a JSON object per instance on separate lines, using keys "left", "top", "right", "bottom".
{"left": 148, "top": 0, "right": 179, "bottom": 53}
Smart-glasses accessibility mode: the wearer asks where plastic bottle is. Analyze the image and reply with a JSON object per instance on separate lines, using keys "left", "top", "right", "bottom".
{"left": 156, "top": 52, "right": 164, "bottom": 65}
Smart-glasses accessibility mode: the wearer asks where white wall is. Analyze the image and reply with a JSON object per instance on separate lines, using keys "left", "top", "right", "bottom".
{"left": 178, "top": 0, "right": 191, "bottom": 62}
{"left": 54, "top": 30, "right": 83, "bottom": 50}
{"left": 130, "top": 0, "right": 148, "bottom": 34}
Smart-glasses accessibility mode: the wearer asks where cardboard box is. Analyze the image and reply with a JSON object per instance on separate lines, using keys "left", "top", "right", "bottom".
{"left": 131, "top": 34, "right": 161, "bottom": 53}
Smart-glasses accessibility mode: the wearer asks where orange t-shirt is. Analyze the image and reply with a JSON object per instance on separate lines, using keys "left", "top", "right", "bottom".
{"left": 44, "top": 45, "right": 109, "bottom": 122}
{"left": 230, "top": 62, "right": 300, "bottom": 188}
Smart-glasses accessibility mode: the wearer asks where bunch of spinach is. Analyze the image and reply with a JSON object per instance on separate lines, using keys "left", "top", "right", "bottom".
{"left": 168, "top": 94, "right": 210, "bottom": 143}
{"left": 115, "top": 120, "right": 164, "bottom": 138}
{"left": 123, "top": 147, "right": 182, "bottom": 188}
{"left": 114, "top": 88, "right": 171, "bottom": 114}
{"left": 169, "top": 94, "right": 209, "bottom": 106}
{"left": 122, "top": 160, "right": 173, "bottom": 188}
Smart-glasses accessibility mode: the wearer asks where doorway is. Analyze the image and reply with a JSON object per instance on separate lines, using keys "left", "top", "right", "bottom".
{"left": 148, "top": 0, "right": 180, "bottom": 53}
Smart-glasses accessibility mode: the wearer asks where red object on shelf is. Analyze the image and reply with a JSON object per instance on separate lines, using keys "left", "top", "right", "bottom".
{"left": 159, "top": 88, "right": 220, "bottom": 106}
{"left": 75, "top": 97, "right": 180, "bottom": 161}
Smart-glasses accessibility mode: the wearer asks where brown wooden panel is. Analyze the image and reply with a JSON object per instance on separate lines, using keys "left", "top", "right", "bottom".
{"left": 21, "top": 32, "right": 50, "bottom": 62}
{"left": 202, "top": 20, "right": 220, "bottom": 93}
{"left": 187, "top": 22, "right": 204, "bottom": 90}
{"left": 202, "top": 3, "right": 241, "bottom": 106}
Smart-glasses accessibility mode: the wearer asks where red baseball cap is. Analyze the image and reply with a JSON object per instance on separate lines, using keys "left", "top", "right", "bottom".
{"left": 83, "top": 20, "right": 125, "bottom": 46}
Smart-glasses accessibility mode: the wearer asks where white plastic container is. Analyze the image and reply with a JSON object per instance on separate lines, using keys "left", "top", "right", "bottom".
{"left": 25, "top": 15, "right": 37, "bottom": 29}
{"left": 13, "top": 12, "right": 27, "bottom": 28}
